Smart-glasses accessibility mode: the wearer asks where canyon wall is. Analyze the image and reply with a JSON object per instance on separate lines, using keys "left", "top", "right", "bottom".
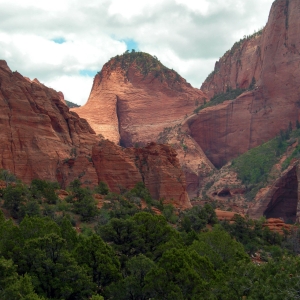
{"left": 189, "top": 0, "right": 300, "bottom": 167}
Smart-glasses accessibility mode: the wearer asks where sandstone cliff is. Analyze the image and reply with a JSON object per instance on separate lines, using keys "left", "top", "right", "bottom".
{"left": 0, "top": 62, "right": 190, "bottom": 207}
{"left": 188, "top": 0, "right": 300, "bottom": 167}
{"left": 0, "top": 60, "right": 98, "bottom": 187}
{"left": 72, "top": 52, "right": 207, "bottom": 146}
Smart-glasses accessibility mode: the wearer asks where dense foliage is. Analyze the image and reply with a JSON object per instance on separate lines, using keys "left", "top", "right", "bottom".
{"left": 194, "top": 87, "right": 246, "bottom": 114}
{"left": 65, "top": 100, "right": 80, "bottom": 108}
{"left": 0, "top": 173, "right": 300, "bottom": 299}
{"left": 104, "top": 51, "right": 182, "bottom": 84}
{"left": 231, "top": 125, "right": 300, "bottom": 200}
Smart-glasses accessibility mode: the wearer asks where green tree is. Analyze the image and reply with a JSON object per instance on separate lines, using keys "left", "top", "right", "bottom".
{"left": 0, "top": 257, "right": 42, "bottom": 300}
{"left": 97, "top": 217, "right": 140, "bottom": 257}
{"left": 3, "top": 184, "right": 30, "bottom": 218}
{"left": 21, "top": 233, "right": 94, "bottom": 299}
{"left": 132, "top": 212, "right": 177, "bottom": 259}
{"left": 73, "top": 194, "right": 98, "bottom": 221}
{"left": 190, "top": 225, "right": 249, "bottom": 270}
{"left": 30, "top": 179, "right": 59, "bottom": 204}
{"left": 145, "top": 248, "right": 215, "bottom": 299}
{"left": 95, "top": 181, "right": 109, "bottom": 195}
{"left": 179, "top": 204, "right": 218, "bottom": 232}
{"left": 0, "top": 169, "right": 17, "bottom": 187}
{"left": 108, "top": 254, "right": 155, "bottom": 300}
{"left": 75, "top": 234, "right": 121, "bottom": 294}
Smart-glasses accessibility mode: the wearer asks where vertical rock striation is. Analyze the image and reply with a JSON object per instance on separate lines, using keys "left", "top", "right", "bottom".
{"left": 190, "top": 0, "right": 300, "bottom": 167}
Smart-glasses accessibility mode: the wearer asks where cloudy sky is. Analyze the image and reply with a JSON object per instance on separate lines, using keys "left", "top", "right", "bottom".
{"left": 0, "top": 0, "right": 274, "bottom": 105}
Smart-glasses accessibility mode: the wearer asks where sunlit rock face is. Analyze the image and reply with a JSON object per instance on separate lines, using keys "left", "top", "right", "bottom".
{"left": 71, "top": 52, "right": 207, "bottom": 146}
{"left": 0, "top": 60, "right": 98, "bottom": 187}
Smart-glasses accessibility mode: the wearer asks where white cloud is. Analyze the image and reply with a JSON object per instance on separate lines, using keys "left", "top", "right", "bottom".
{"left": 0, "top": 0, "right": 274, "bottom": 105}
{"left": 47, "top": 75, "right": 94, "bottom": 104}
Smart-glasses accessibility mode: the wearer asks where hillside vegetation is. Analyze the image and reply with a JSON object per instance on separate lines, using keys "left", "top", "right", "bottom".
{"left": 231, "top": 124, "right": 300, "bottom": 200}
{"left": 1, "top": 170, "right": 300, "bottom": 299}
{"left": 65, "top": 100, "right": 80, "bottom": 108}
{"left": 104, "top": 51, "right": 183, "bottom": 85}
{"left": 194, "top": 78, "right": 256, "bottom": 113}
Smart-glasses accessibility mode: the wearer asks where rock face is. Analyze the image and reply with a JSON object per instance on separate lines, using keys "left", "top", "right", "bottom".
{"left": 189, "top": 0, "right": 300, "bottom": 167}
{"left": 0, "top": 60, "right": 98, "bottom": 187}
{"left": 92, "top": 140, "right": 191, "bottom": 209}
{"left": 92, "top": 139, "right": 143, "bottom": 192}
{"left": 157, "top": 122, "right": 215, "bottom": 198}
{"left": 72, "top": 52, "right": 207, "bottom": 146}
{"left": 0, "top": 60, "right": 191, "bottom": 207}
{"left": 132, "top": 142, "right": 191, "bottom": 209}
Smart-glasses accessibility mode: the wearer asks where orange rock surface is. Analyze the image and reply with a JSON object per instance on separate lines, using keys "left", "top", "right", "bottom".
{"left": 189, "top": 0, "right": 300, "bottom": 167}
{"left": 92, "top": 139, "right": 143, "bottom": 192}
{"left": 132, "top": 142, "right": 191, "bottom": 209}
{"left": 215, "top": 209, "right": 244, "bottom": 222}
{"left": 72, "top": 52, "right": 207, "bottom": 146}
{"left": 263, "top": 218, "right": 292, "bottom": 234}
{"left": 0, "top": 60, "right": 98, "bottom": 187}
{"left": 157, "top": 123, "right": 215, "bottom": 198}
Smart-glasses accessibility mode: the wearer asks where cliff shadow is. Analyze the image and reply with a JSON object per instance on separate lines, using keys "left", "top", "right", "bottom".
{"left": 264, "top": 166, "right": 298, "bottom": 223}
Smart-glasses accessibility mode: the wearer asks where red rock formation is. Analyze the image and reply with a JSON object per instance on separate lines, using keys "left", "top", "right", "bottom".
{"left": 92, "top": 139, "right": 143, "bottom": 192}
{"left": 0, "top": 60, "right": 192, "bottom": 208}
{"left": 189, "top": 0, "right": 300, "bottom": 167}
{"left": 157, "top": 123, "right": 215, "bottom": 198}
{"left": 72, "top": 52, "right": 207, "bottom": 146}
{"left": 58, "top": 91, "right": 66, "bottom": 105}
{"left": 215, "top": 209, "right": 244, "bottom": 222}
{"left": 262, "top": 218, "right": 292, "bottom": 234}
{"left": 132, "top": 142, "right": 191, "bottom": 209}
{"left": 0, "top": 60, "right": 98, "bottom": 187}
{"left": 92, "top": 140, "right": 191, "bottom": 209}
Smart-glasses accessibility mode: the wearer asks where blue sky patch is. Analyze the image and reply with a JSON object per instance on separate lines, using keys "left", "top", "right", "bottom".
{"left": 79, "top": 69, "right": 97, "bottom": 77}
{"left": 52, "top": 37, "right": 66, "bottom": 44}
{"left": 124, "top": 39, "right": 139, "bottom": 51}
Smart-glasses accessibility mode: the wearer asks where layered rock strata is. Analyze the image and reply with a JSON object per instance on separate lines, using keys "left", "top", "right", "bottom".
{"left": 92, "top": 140, "right": 191, "bottom": 209}
{"left": 72, "top": 52, "right": 207, "bottom": 146}
{"left": 0, "top": 60, "right": 98, "bottom": 187}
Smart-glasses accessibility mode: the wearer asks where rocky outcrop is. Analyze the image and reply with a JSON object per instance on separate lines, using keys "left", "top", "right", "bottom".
{"left": 72, "top": 52, "right": 207, "bottom": 146}
{"left": 188, "top": 0, "right": 300, "bottom": 167}
{"left": 132, "top": 142, "right": 191, "bottom": 209}
{"left": 262, "top": 218, "right": 292, "bottom": 234}
{"left": 157, "top": 123, "right": 215, "bottom": 198}
{"left": 215, "top": 209, "right": 244, "bottom": 222}
{"left": 92, "top": 139, "right": 143, "bottom": 193}
{"left": 92, "top": 140, "right": 191, "bottom": 209}
{"left": 0, "top": 60, "right": 98, "bottom": 187}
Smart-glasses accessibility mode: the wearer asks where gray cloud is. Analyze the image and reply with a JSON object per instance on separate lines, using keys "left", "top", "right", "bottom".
{"left": 0, "top": 0, "right": 274, "bottom": 104}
